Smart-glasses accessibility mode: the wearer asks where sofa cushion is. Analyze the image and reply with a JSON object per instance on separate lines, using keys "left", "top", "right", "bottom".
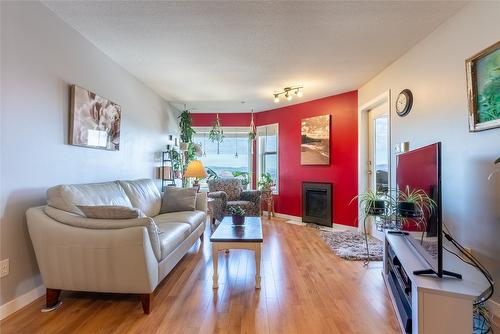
{"left": 154, "top": 211, "right": 206, "bottom": 232}
{"left": 47, "top": 181, "right": 132, "bottom": 215}
{"left": 156, "top": 222, "right": 191, "bottom": 260}
{"left": 118, "top": 179, "right": 162, "bottom": 217}
{"left": 77, "top": 205, "right": 143, "bottom": 219}
{"left": 160, "top": 187, "right": 197, "bottom": 213}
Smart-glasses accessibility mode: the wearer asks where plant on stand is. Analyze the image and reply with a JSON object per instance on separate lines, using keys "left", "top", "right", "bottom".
{"left": 232, "top": 171, "right": 250, "bottom": 189}
{"left": 257, "top": 172, "right": 274, "bottom": 192}
{"left": 208, "top": 114, "right": 224, "bottom": 154}
{"left": 228, "top": 206, "right": 246, "bottom": 225}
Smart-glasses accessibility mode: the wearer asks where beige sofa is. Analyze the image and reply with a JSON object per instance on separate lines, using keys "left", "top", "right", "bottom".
{"left": 26, "top": 179, "right": 206, "bottom": 314}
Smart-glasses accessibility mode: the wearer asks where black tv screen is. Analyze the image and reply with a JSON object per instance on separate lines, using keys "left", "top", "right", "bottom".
{"left": 396, "top": 142, "right": 443, "bottom": 276}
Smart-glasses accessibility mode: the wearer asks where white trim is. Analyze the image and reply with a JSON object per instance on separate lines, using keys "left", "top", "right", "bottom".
{"left": 357, "top": 90, "right": 391, "bottom": 235}
{"left": 264, "top": 212, "right": 358, "bottom": 231}
{"left": 487, "top": 299, "right": 500, "bottom": 319}
{"left": 0, "top": 284, "right": 45, "bottom": 320}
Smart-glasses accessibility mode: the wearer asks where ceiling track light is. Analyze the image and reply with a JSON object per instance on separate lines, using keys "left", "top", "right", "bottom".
{"left": 272, "top": 86, "right": 304, "bottom": 103}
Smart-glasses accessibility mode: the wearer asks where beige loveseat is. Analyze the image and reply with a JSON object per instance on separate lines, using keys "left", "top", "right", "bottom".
{"left": 26, "top": 179, "right": 206, "bottom": 314}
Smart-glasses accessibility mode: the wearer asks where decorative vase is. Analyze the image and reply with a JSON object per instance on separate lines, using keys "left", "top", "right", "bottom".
{"left": 179, "top": 142, "right": 189, "bottom": 151}
{"left": 232, "top": 215, "right": 245, "bottom": 225}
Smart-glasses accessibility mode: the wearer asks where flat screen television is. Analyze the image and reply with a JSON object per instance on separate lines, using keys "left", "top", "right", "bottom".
{"left": 396, "top": 142, "right": 459, "bottom": 278}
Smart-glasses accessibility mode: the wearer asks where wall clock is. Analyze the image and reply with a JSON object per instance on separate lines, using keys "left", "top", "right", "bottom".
{"left": 395, "top": 89, "right": 413, "bottom": 117}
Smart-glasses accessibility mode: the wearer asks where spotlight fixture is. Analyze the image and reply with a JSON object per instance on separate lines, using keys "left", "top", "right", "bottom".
{"left": 272, "top": 86, "right": 303, "bottom": 103}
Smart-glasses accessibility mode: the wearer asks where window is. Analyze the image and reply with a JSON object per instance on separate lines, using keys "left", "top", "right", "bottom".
{"left": 257, "top": 124, "right": 279, "bottom": 193}
{"left": 192, "top": 127, "right": 252, "bottom": 187}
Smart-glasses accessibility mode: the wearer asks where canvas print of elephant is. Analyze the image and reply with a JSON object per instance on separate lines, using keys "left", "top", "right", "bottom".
{"left": 466, "top": 41, "right": 500, "bottom": 132}
{"left": 301, "top": 114, "right": 330, "bottom": 165}
{"left": 69, "top": 85, "right": 121, "bottom": 150}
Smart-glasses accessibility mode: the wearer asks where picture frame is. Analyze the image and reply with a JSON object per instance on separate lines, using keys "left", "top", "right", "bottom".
{"left": 69, "top": 85, "right": 121, "bottom": 150}
{"left": 465, "top": 41, "right": 500, "bottom": 132}
{"left": 300, "top": 114, "right": 331, "bottom": 165}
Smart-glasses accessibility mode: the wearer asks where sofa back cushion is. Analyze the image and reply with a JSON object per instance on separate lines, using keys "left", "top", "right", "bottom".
{"left": 47, "top": 181, "right": 132, "bottom": 215}
{"left": 208, "top": 178, "right": 241, "bottom": 201}
{"left": 118, "top": 179, "right": 161, "bottom": 217}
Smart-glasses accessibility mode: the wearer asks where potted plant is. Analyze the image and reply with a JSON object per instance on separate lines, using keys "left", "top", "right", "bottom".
{"left": 168, "top": 148, "right": 182, "bottom": 179}
{"left": 208, "top": 114, "right": 224, "bottom": 154}
{"left": 397, "top": 186, "right": 436, "bottom": 219}
{"left": 232, "top": 171, "right": 250, "bottom": 189}
{"left": 178, "top": 108, "right": 195, "bottom": 150}
{"left": 228, "top": 206, "right": 245, "bottom": 225}
{"left": 350, "top": 190, "right": 389, "bottom": 216}
{"left": 257, "top": 172, "right": 274, "bottom": 192}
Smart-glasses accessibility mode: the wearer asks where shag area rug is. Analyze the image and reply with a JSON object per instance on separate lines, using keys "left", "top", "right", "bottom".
{"left": 319, "top": 230, "right": 383, "bottom": 261}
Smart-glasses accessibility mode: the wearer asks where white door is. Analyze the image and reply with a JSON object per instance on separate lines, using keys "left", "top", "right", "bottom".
{"left": 367, "top": 103, "right": 390, "bottom": 240}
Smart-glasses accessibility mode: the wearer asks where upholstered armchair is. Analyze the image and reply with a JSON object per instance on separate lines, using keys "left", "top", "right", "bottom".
{"left": 207, "top": 178, "right": 261, "bottom": 223}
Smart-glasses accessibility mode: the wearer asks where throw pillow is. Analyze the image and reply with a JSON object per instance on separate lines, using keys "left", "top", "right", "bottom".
{"left": 77, "top": 205, "right": 143, "bottom": 219}
{"left": 160, "top": 187, "right": 197, "bottom": 213}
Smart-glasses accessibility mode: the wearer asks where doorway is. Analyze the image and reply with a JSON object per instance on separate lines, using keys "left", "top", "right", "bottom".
{"left": 358, "top": 91, "right": 391, "bottom": 240}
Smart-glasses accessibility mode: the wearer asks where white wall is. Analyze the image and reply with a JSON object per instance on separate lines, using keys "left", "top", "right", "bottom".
{"left": 0, "top": 1, "right": 179, "bottom": 306}
{"left": 359, "top": 2, "right": 500, "bottom": 303}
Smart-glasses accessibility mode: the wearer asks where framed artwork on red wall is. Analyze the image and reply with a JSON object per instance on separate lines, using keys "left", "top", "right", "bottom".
{"left": 300, "top": 114, "right": 331, "bottom": 165}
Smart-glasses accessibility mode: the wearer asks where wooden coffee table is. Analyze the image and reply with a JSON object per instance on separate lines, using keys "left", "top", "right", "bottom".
{"left": 210, "top": 216, "right": 263, "bottom": 289}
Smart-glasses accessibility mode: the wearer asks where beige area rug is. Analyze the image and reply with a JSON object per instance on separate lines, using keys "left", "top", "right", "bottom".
{"left": 319, "top": 230, "right": 383, "bottom": 261}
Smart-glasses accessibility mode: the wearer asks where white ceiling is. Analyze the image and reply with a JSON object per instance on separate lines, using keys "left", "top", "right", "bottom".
{"left": 43, "top": 1, "right": 466, "bottom": 113}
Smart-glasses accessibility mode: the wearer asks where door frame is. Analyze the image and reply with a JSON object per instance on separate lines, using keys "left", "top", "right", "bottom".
{"left": 357, "top": 90, "right": 391, "bottom": 238}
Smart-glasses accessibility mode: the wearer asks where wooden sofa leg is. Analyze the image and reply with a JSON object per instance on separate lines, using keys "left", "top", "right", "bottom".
{"left": 41, "top": 288, "right": 62, "bottom": 312}
{"left": 140, "top": 293, "right": 152, "bottom": 314}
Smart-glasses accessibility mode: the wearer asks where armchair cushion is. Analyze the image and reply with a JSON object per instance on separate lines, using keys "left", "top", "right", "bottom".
{"left": 208, "top": 178, "right": 241, "bottom": 201}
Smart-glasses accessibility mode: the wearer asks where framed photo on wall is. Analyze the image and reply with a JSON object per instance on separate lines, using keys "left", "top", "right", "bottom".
{"left": 300, "top": 114, "right": 331, "bottom": 165}
{"left": 69, "top": 85, "right": 121, "bottom": 150}
{"left": 465, "top": 40, "right": 500, "bottom": 132}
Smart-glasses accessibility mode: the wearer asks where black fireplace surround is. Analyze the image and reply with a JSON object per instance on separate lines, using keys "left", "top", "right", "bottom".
{"left": 302, "top": 182, "right": 332, "bottom": 227}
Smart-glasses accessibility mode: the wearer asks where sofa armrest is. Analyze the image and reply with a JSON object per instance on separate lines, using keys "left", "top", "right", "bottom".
{"left": 27, "top": 206, "right": 159, "bottom": 294}
{"left": 44, "top": 206, "right": 161, "bottom": 261}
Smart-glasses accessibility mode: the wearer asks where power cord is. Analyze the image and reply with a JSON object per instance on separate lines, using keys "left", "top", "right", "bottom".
{"left": 442, "top": 223, "right": 494, "bottom": 306}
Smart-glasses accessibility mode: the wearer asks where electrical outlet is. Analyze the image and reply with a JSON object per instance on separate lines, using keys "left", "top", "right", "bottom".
{"left": 0, "top": 259, "right": 9, "bottom": 278}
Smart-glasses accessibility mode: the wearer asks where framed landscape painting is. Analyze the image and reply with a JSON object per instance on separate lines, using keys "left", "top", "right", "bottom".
{"left": 466, "top": 41, "right": 500, "bottom": 132}
{"left": 69, "top": 85, "right": 121, "bottom": 150}
{"left": 301, "top": 114, "right": 330, "bottom": 165}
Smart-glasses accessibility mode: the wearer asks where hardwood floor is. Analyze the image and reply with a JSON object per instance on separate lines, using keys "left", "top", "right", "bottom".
{"left": 1, "top": 218, "right": 400, "bottom": 334}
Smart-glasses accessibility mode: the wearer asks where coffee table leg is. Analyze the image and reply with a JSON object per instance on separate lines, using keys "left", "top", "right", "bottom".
{"left": 255, "top": 243, "right": 261, "bottom": 289}
{"left": 212, "top": 244, "right": 219, "bottom": 289}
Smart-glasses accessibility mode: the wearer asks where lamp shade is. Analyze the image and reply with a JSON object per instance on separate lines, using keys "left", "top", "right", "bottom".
{"left": 184, "top": 160, "right": 208, "bottom": 179}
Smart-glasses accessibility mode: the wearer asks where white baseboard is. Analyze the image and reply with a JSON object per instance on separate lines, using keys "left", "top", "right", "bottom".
{"left": 264, "top": 211, "right": 357, "bottom": 231}
{"left": 0, "top": 284, "right": 45, "bottom": 320}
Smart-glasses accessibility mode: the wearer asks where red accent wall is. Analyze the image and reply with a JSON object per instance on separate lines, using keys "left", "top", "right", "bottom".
{"left": 191, "top": 91, "right": 358, "bottom": 227}
{"left": 191, "top": 113, "right": 252, "bottom": 127}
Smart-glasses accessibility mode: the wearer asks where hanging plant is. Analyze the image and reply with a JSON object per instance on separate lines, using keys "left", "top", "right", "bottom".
{"left": 208, "top": 114, "right": 224, "bottom": 154}
{"left": 248, "top": 110, "right": 257, "bottom": 141}
{"left": 178, "top": 107, "right": 195, "bottom": 144}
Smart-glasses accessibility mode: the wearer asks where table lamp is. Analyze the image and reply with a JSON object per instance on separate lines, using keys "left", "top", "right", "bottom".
{"left": 184, "top": 160, "right": 208, "bottom": 190}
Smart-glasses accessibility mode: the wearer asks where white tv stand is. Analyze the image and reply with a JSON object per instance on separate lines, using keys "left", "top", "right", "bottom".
{"left": 383, "top": 231, "right": 489, "bottom": 334}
